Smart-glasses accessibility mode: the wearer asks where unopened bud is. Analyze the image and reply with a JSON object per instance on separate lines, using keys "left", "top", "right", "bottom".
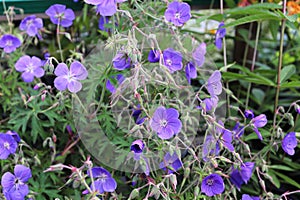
{"left": 41, "top": 93, "right": 46, "bottom": 101}
{"left": 72, "top": 179, "right": 80, "bottom": 188}
{"left": 284, "top": 113, "right": 294, "bottom": 127}
{"left": 294, "top": 104, "right": 300, "bottom": 114}
{"left": 211, "top": 158, "right": 218, "bottom": 168}
{"left": 33, "top": 84, "right": 40, "bottom": 90}
{"left": 184, "top": 167, "right": 190, "bottom": 178}
{"left": 52, "top": 134, "right": 57, "bottom": 143}
{"left": 129, "top": 189, "right": 139, "bottom": 200}
{"left": 194, "top": 186, "right": 200, "bottom": 197}
{"left": 43, "top": 164, "right": 64, "bottom": 172}
{"left": 169, "top": 174, "right": 177, "bottom": 190}
{"left": 259, "top": 180, "right": 266, "bottom": 191}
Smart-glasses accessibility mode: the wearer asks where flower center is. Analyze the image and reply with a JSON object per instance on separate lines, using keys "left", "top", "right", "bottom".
{"left": 55, "top": 12, "right": 65, "bottom": 20}
{"left": 26, "top": 19, "right": 33, "bottom": 27}
{"left": 166, "top": 59, "right": 172, "bottom": 66}
{"left": 175, "top": 13, "right": 181, "bottom": 19}
{"left": 26, "top": 63, "right": 34, "bottom": 73}
{"left": 5, "top": 40, "right": 12, "bottom": 47}
{"left": 4, "top": 142, "right": 10, "bottom": 149}
{"left": 99, "top": 173, "right": 107, "bottom": 182}
{"left": 160, "top": 119, "right": 168, "bottom": 127}
{"left": 207, "top": 178, "right": 214, "bottom": 186}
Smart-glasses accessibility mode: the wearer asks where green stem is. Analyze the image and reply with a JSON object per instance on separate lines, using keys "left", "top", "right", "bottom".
{"left": 272, "top": 0, "right": 286, "bottom": 137}
{"left": 220, "top": 0, "right": 231, "bottom": 117}
{"left": 245, "top": 21, "right": 261, "bottom": 109}
{"left": 56, "top": 23, "right": 64, "bottom": 62}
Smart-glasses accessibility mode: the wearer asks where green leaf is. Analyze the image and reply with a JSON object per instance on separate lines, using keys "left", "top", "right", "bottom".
{"left": 269, "top": 165, "right": 295, "bottom": 171}
{"left": 252, "top": 88, "right": 265, "bottom": 104}
{"left": 273, "top": 171, "right": 300, "bottom": 188}
{"left": 280, "top": 65, "right": 296, "bottom": 83}
{"left": 267, "top": 170, "right": 280, "bottom": 188}
{"left": 281, "top": 81, "right": 300, "bottom": 88}
{"left": 269, "top": 20, "right": 280, "bottom": 40}
{"left": 225, "top": 13, "right": 281, "bottom": 28}
{"left": 225, "top": 0, "right": 236, "bottom": 8}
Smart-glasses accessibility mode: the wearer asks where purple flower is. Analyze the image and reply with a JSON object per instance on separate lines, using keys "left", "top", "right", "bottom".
{"left": 251, "top": 114, "right": 267, "bottom": 140}
{"left": 164, "top": 1, "right": 191, "bottom": 26}
{"left": 215, "top": 22, "right": 226, "bottom": 50}
{"left": 229, "top": 169, "right": 244, "bottom": 189}
{"left": 245, "top": 110, "right": 254, "bottom": 119}
{"left": 5, "top": 131, "right": 20, "bottom": 143}
{"left": 159, "top": 152, "right": 183, "bottom": 174}
{"left": 0, "top": 34, "right": 21, "bottom": 53}
{"left": 202, "top": 134, "right": 220, "bottom": 162}
{"left": 54, "top": 61, "right": 88, "bottom": 93}
{"left": 91, "top": 0, "right": 127, "bottom": 16}
{"left": 150, "top": 106, "right": 182, "bottom": 139}
{"left": 242, "top": 194, "right": 260, "bottom": 200}
{"left": 106, "top": 74, "right": 125, "bottom": 94}
{"left": 112, "top": 52, "right": 131, "bottom": 70}
{"left": 98, "top": 16, "right": 118, "bottom": 32}
{"left": 201, "top": 173, "right": 225, "bottom": 197}
{"left": 45, "top": 4, "right": 75, "bottom": 27}
{"left": 132, "top": 105, "right": 146, "bottom": 125}
{"left": 19, "top": 15, "right": 43, "bottom": 37}
{"left": 130, "top": 139, "right": 144, "bottom": 154}
{"left": 240, "top": 162, "right": 255, "bottom": 183}
{"left": 202, "top": 96, "right": 219, "bottom": 112}
{"left": 192, "top": 42, "right": 206, "bottom": 67}
{"left": 83, "top": 167, "right": 117, "bottom": 194}
{"left": 15, "top": 55, "right": 45, "bottom": 83}
{"left": 232, "top": 122, "right": 244, "bottom": 138}
{"left": 230, "top": 162, "right": 255, "bottom": 189}
{"left": 0, "top": 134, "right": 18, "bottom": 160}
{"left": 162, "top": 48, "right": 183, "bottom": 73}
{"left": 1, "top": 165, "right": 31, "bottom": 200}
{"left": 148, "top": 49, "right": 161, "bottom": 63}
{"left": 217, "top": 121, "right": 234, "bottom": 152}
{"left": 206, "top": 70, "right": 222, "bottom": 96}
{"left": 282, "top": 132, "right": 297, "bottom": 156}
{"left": 185, "top": 62, "right": 197, "bottom": 84}
{"left": 295, "top": 105, "right": 300, "bottom": 114}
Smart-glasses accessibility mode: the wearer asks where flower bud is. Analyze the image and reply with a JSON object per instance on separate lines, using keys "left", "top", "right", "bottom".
{"left": 129, "top": 189, "right": 139, "bottom": 200}
{"left": 33, "top": 84, "right": 40, "bottom": 90}
{"left": 43, "top": 164, "right": 64, "bottom": 172}
{"left": 294, "top": 104, "right": 300, "bottom": 114}
{"left": 194, "top": 186, "right": 200, "bottom": 197}
{"left": 184, "top": 167, "right": 190, "bottom": 178}
{"left": 169, "top": 174, "right": 177, "bottom": 189}
{"left": 41, "top": 93, "right": 46, "bottom": 101}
